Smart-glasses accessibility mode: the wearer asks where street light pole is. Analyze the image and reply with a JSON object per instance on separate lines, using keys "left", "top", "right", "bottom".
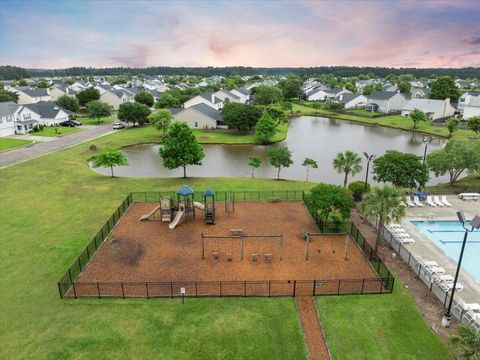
{"left": 363, "top": 152, "right": 375, "bottom": 193}
{"left": 442, "top": 212, "right": 480, "bottom": 327}
{"left": 422, "top": 136, "right": 434, "bottom": 164}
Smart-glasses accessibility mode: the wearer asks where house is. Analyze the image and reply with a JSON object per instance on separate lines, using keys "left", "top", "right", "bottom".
{"left": 100, "top": 89, "right": 134, "bottom": 110}
{"left": 383, "top": 84, "right": 397, "bottom": 92}
{"left": 49, "top": 85, "right": 77, "bottom": 101}
{"left": 401, "top": 98, "right": 455, "bottom": 121}
{"left": 458, "top": 91, "right": 480, "bottom": 110}
{"left": 306, "top": 88, "right": 330, "bottom": 101}
{"left": 411, "top": 87, "right": 431, "bottom": 99}
{"left": 17, "top": 101, "right": 71, "bottom": 128}
{"left": 367, "top": 91, "right": 407, "bottom": 113}
{"left": 230, "top": 88, "right": 251, "bottom": 103}
{"left": 171, "top": 103, "right": 225, "bottom": 129}
{"left": 70, "top": 81, "right": 87, "bottom": 91}
{"left": 462, "top": 96, "right": 480, "bottom": 120}
{"left": 0, "top": 101, "right": 21, "bottom": 137}
{"left": 213, "top": 89, "right": 243, "bottom": 104}
{"left": 334, "top": 93, "right": 368, "bottom": 109}
{"left": 183, "top": 92, "right": 223, "bottom": 110}
{"left": 94, "top": 84, "right": 113, "bottom": 95}
{"left": 13, "top": 87, "right": 51, "bottom": 104}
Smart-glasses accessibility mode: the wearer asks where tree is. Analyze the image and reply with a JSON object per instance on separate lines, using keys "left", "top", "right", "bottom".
{"left": 446, "top": 118, "right": 459, "bottom": 137}
{"left": 304, "top": 183, "right": 354, "bottom": 224}
{"left": 409, "top": 108, "right": 426, "bottom": 129}
{"left": 36, "top": 78, "right": 49, "bottom": 88}
{"left": 222, "top": 102, "right": 262, "bottom": 131}
{"left": 278, "top": 75, "right": 302, "bottom": 100}
{"left": 265, "top": 104, "right": 288, "bottom": 126}
{"left": 429, "top": 76, "right": 461, "bottom": 102}
{"left": 134, "top": 91, "right": 154, "bottom": 107}
{"left": 118, "top": 102, "right": 151, "bottom": 125}
{"left": 302, "top": 158, "right": 318, "bottom": 181}
{"left": 360, "top": 185, "right": 405, "bottom": 251}
{"left": 348, "top": 181, "right": 371, "bottom": 202}
{"left": 373, "top": 150, "right": 429, "bottom": 189}
{"left": 248, "top": 156, "right": 261, "bottom": 178}
{"left": 362, "top": 85, "right": 374, "bottom": 95}
{"left": 333, "top": 151, "right": 363, "bottom": 187}
{"left": 148, "top": 109, "right": 172, "bottom": 135}
{"left": 427, "top": 139, "right": 480, "bottom": 186}
{"left": 255, "top": 112, "right": 276, "bottom": 144}
{"left": 18, "top": 79, "right": 28, "bottom": 86}
{"left": 92, "top": 148, "right": 128, "bottom": 177}
{"left": 467, "top": 116, "right": 480, "bottom": 135}
{"left": 0, "top": 89, "right": 19, "bottom": 103}
{"left": 85, "top": 100, "right": 111, "bottom": 124}
{"left": 268, "top": 146, "right": 293, "bottom": 179}
{"left": 253, "top": 85, "right": 284, "bottom": 105}
{"left": 76, "top": 88, "right": 100, "bottom": 106}
{"left": 450, "top": 324, "right": 480, "bottom": 360}
{"left": 155, "top": 93, "right": 181, "bottom": 109}
{"left": 397, "top": 80, "right": 411, "bottom": 97}
{"left": 344, "top": 82, "right": 356, "bottom": 93}
{"left": 374, "top": 83, "right": 384, "bottom": 91}
{"left": 55, "top": 95, "right": 79, "bottom": 112}
{"left": 159, "top": 122, "right": 205, "bottom": 178}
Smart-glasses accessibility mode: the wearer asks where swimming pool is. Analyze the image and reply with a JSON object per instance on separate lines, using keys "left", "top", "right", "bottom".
{"left": 411, "top": 220, "right": 480, "bottom": 282}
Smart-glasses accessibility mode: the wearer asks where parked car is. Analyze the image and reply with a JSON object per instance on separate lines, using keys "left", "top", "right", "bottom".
{"left": 71, "top": 120, "right": 82, "bottom": 126}
{"left": 59, "top": 120, "right": 77, "bottom": 127}
{"left": 113, "top": 122, "right": 125, "bottom": 130}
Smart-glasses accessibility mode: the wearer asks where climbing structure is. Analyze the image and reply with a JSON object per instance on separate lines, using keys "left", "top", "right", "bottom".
{"left": 203, "top": 189, "right": 216, "bottom": 225}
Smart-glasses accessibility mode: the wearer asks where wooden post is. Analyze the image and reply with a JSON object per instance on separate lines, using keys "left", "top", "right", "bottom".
{"left": 343, "top": 235, "right": 349, "bottom": 260}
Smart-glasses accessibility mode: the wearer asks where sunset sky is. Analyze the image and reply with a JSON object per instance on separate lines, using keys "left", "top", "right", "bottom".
{"left": 1, "top": 0, "right": 479, "bottom": 69}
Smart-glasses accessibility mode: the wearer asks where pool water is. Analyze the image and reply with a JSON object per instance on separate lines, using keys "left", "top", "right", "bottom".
{"left": 411, "top": 221, "right": 480, "bottom": 282}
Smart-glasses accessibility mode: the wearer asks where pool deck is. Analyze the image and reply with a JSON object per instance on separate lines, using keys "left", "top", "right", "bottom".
{"left": 401, "top": 195, "right": 480, "bottom": 303}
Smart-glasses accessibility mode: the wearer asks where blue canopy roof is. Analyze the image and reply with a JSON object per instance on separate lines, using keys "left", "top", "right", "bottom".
{"left": 203, "top": 189, "right": 215, "bottom": 196}
{"left": 176, "top": 185, "right": 194, "bottom": 196}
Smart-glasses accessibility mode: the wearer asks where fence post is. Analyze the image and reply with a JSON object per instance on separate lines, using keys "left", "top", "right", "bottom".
{"left": 146, "top": 282, "right": 149, "bottom": 299}
{"left": 195, "top": 282, "right": 198, "bottom": 298}
{"left": 57, "top": 283, "right": 63, "bottom": 299}
{"left": 361, "top": 279, "right": 365, "bottom": 294}
{"left": 293, "top": 280, "right": 296, "bottom": 297}
{"left": 97, "top": 282, "right": 101, "bottom": 299}
{"left": 220, "top": 281, "right": 222, "bottom": 298}
{"left": 86, "top": 246, "right": 90, "bottom": 260}
{"left": 77, "top": 258, "right": 82, "bottom": 272}
{"left": 337, "top": 280, "right": 341, "bottom": 295}
{"left": 121, "top": 282, "right": 125, "bottom": 299}
{"left": 369, "top": 249, "right": 373, "bottom": 261}
{"left": 312, "top": 280, "right": 316, "bottom": 296}
{"left": 170, "top": 282, "right": 173, "bottom": 298}
{"left": 68, "top": 268, "right": 73, "bottom": 284}
{"left": 268, "top": 280, "right": 271, "bottom": 297}
{"left": 72, "top": 282, "right": 77, "bottom": 299}
{"left": 244, "top": 281, "right": 247, "bottom": 297}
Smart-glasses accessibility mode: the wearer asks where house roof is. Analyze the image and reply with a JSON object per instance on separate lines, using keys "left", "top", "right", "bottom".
{"left": 334, "top": 93, "right": 363, "bottom": 104}
{"left": 235, "top": 87, "right": 250, "bottom": 96}
{"left": 369, "top": 91, "right": 400, "bottom": 100}
{"left": 464, "top": 91, "right": 480, "bottom": 97}
{"left": 465, "top": 96, "right": 480, "bottom": 107}
{"left": 0, "top": 101, "right": 20, "bottom": 117}
{"left": 325, "top": 88, "right": 346, "bottom": 95}
{"left": 190, "top": 103, "right": 224, "bottom": 123}
{"left": 402, "top": 98, "right": 450, "bottom": 113}
{"left": 16, "top": 87, "right": 49, "bottom": 97}
{"left": 219, "top": 89, "right": 240, "bottom": 100}
{"left": 22, "top": 101, "right": 71, "bottom": 118}
{"left": 198, "top": 92, "right": 222, "bottom": 104}
{"left": 169, "top": 108, "right": 183, "bottom": 115}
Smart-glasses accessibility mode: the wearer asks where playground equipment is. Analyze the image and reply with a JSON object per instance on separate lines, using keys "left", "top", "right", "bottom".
{"left": 300, "top": 232, "right": 350, "bottom": 261}
{"left": 203, "top": 189, "right": 216, "bottom": 225}
{"left": 161, "top": 197, "right": 173, "bottom": 222}
{"left": 139, "top": 205, "right": 160, "bottom": 221}
{"left": 169, "top": 203, "right": 185, "bottom": 229}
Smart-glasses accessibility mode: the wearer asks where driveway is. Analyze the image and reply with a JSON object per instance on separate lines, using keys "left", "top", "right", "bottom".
{"left": 0, "top": 124, "right": 114, "bottom": 168}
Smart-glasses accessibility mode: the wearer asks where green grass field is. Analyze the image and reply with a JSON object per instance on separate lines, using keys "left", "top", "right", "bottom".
{"left": 317, "top": 285, "right": 452, "bottom": 360}
{"left": 79, "top": 116, "right": 114, "bottom": 125}
{"left": 34, "top": 126, "right": 82, "bottom": 137}
{"left": 0, "top": 126, "right": 454, "bottom": 359}
{"left": 0, "top": 137, "right": 32, "bottom": 152}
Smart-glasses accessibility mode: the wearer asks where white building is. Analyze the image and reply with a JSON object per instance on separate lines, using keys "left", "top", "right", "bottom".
{"left": 230, "top": 88, "right": 251, "bottom": 103}
{"left": 13, "top": 87, "right": 51, "bottom": 104}
{"left": 367, "top": 91, "right": 407, "bottom": 113}
{"left": 171, "top": 103, "right": 225, "bottom": 129}
{"left": 462, "top": 97, "right": 480, "bottom": 120}
{"left": 401, "top": 98, "right": 456, "bottom": 121}
{"left": 0, "top": 101, "right": 21, "bottom": 137}
{"left": 17, "top": 101, "right": 71, "bottom": 127}
{"left": 183, "top": 92, "right": 223, "bottom": 110}
{"left": 334, "top": 93, "right": 368, "bottom": 109}
{"left": 100, "top": 89, "right": 134, "bottom": 110}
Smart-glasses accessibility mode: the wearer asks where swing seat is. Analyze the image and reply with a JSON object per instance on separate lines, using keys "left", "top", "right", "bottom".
{"left": 264, "top": 253, "right": 272, "bottom": 263}
{"left": 251, "top": 253, "right": 258, "bottom": 262}
{"left": 226, "top": 252, "right": 233, "bottom": 262}
{"left": 211, "top": 251, "right": 219, "bottom": 260}
{"left": 230, "top": 229, "right": 242, "bottom": 236}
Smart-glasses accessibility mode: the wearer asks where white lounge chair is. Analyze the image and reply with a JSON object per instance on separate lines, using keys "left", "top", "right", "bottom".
{"left": 441, "top": 195, "right": 452, "bottom": 207}
{"left": 399, "top": 237, "right": 415, "bottom": 245}
{"left": 417, "top": 256, "right": 438, "bottom": 269}
{"left": 387, "top": 224, "right": 403, "bottom": 229}
{"left": 458, "top": 299, "right": 480, "bottom": 312}
{"left": 389, "top": 227, "right": 407, "bottom": 234}
{"left": 393, "top": 232, "right": 410, "bottom": 239}
{"left": 428, "top": 267, "right": 446, "bottom": 277}
{"left": 433, "top": 196, "right": 444, "bottom": 207}
{"left": 405, "top": 195, "right": 415, "bottom": 207}
{"left": 439, "top": 281, "right": 464, "bottom": 292}
{"left": 426, "top": 196, "right": 437, "bottom": 207}
{"left": 413, "top": 196, "right": 424, "bottom": 207}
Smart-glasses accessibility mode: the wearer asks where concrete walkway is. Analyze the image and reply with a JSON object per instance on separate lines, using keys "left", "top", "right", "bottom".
{"left": 7, "top": 134, "right": 56, "bottom": 142}
{"left": 0, "top": 124, "right": 114, "bottom": 168}
{"left": 295, "top": 296, "right": 330, "bottom": 360}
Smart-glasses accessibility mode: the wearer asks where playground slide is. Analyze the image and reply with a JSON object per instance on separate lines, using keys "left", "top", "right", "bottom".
{"left": 169, "top": 208, "right": 185, "bottom": 229}
{"left": 139, "top": 205, "right": 161, "bottom": 221}
{"left": 193, "top": 201, "right": 205, "bottom": 210}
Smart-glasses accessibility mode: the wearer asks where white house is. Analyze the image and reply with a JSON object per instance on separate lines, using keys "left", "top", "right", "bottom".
{"left": 49, "top": 85, "right": 77, "bottom": 101}
{"left": 306, "top": 88, "right": 351, "bottom": 102}
{"left": 462, "top": 97, "right": 480, "bottom": 120}
{"left": 401, "top": 98, "right": 456, "bottom": 121}
{"left": 70, "top": 81, "right": 87, "bottom": 91}
{"left": 0, "top": 101, "right": 21, "bottom": 137}
{"left": 334, "top": 93, "right": 368, "bottom": 109}
{"left": 411, "top": 87, "right": 431, "bottom": 99}
{"left": 171, "top": 103, "right": 225, "bottom": 129}
{"left": 17, "top": 101, "right": 71, "bottom": 127}
{"left": 458, "top": 91, "right": 480, "bottom": 110}
{"left": 100, "top": 89, "right": 134, "bottom": 110}
{"left": 213, "top": 89, "right": 243, "bottom": 104}
{"left": 230, "top": 88, "right": 251, "bottom": 103}
{"left": 367, "top": 91, "right": 407, "bottom": 113}
{"left": 13, "top": 87, "right": 51, "bottom": 104}
{"left": 183, "top": 92, "right": 223, "bottom": 110}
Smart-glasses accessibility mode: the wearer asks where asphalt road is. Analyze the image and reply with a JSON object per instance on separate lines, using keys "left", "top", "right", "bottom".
{"left": 0, "top": 124, "right": 114, "bottom": 168}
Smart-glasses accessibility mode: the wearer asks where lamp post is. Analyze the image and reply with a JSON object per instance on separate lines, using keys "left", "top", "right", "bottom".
{"left": 422, "top": 136, "right": 434, "bottom": 164}
{"left": 363, "top": 152, "right": 375, "bottom": 193}
{"left": 442, "top": 212, "right": 480, "bottom": 327}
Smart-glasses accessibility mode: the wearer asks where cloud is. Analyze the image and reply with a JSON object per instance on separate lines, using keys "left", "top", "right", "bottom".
{"left": 462, "top": 36, "right": 480, "bottom": 45}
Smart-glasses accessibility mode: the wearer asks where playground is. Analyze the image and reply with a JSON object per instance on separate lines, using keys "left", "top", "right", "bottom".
{"left": 72, "top": 186, "right": 381, "bottom": 297}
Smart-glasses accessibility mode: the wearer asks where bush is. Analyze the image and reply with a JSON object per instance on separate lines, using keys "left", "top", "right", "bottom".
{"left": 327, "top": 102, "right": 343, "bottom": 110}
{"left": 348, "top": 181, "right": 371, "bottom": 202}
{"left": 89, "top": 144, "right": 97, "bottom": 151}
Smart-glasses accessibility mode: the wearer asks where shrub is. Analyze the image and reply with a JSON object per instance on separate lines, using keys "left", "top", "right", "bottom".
{"left": 327, "top": 102, "right": 343, "bottom": 111}
{"left": 348, "top": 181, "right": 371, "bottom": 202}
{"left": 89, "top": 144, "right": 97, "bottom": 151}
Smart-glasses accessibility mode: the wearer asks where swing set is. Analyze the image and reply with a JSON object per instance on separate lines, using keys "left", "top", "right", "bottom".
{"left": 300, "top": 232, "right": 350, "bottom": 261}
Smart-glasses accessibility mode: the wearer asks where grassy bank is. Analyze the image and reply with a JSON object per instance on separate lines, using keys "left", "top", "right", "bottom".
{"left": 317, "top": 284, "right": 452, "bottom": 360}
{"left": 292, "top": 102, "right": 475, "bottom": 141}
{"left": 0, "top": 137, "right": 32, "bottom": 152}
{"left": 34, "top": 126, "right": 82, "bottom": 137}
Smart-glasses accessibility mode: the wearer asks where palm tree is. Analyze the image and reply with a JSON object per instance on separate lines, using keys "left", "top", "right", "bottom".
{"left": 360, "top": 185, "right": 406, "bottom": 252}
{"left": 333, "top": 151, "right": 363, "bottom": 187}
{"left": 450, "top": 324, "right": 480, "bottom": 359}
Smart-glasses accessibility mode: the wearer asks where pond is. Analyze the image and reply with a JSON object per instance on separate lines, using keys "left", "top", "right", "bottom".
{"left": 91, "top": 116, "right": 447, "bottom": 185}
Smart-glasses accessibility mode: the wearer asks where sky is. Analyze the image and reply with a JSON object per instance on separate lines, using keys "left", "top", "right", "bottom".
{"left": 1, "top": 0, "right": 479, "bottom": 69}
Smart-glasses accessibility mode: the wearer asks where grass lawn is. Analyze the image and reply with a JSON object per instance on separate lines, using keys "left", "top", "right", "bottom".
{"left": 316, "top": 284, "right": 452, "bottom": 360}
{"left": 0, "top": 137, "right": 32, "bottom": 152}
{"left": 79, "top": 116, "right": 114, "bottom": 125}
{"left": 347, "top": 108, "right": 381, "bottom": 117}
{"left": 34, "top": 126, "right": 82, "bottom": 137}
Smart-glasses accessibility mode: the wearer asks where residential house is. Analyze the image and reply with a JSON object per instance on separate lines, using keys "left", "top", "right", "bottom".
{"left": 458, "top": 91, "right": 480, "bottom": 111}
{"left": 334, "top": 93, "right": 368, "bottom": 109}
{"left": 367, "top": 91, "right": 407, "bottom": 113}
{"left": 17, "top": 101, "right": 71, "bottom": 128}
{"left": 462, "top": 96, "right": 480, "bottom": 120}
{"left": 183, "top": 92, "right": 223, "bottom": 110}
{"left": 411, "top": 87, "right": 431, "bottom": 99}
{"left": 213, "top": 89, "right": 243, "bottom": 104}
{"left": 307, "top": 88, "right": 351, "bottom": 102}
{"left": 171, "top": 103, "right": 225, "bottom": 129}
{"left": 100, "top": 89, "right": 134, "bottom": 110}
{"left": 0, "top": 101, "right": 21, "bottom": 137}
{"left": 49, "top": 85, "right": 77, "bottom": 101}
{"left": 230, "top": 88, "right": 251, "bottom": 103}
{"left": 70, "top": 81, "right": 87, "bottom": 92}
{"left": 383, "top": 84, "right": 397, "bottom": 92}
{"left": 13, "top": 87, "right": 51, "bottom": 104}
{"left": 401, "top": 98, "right": 455, "bottom": 121}
{"left": 94, "top": 84, "right": 113, "bottom": 95}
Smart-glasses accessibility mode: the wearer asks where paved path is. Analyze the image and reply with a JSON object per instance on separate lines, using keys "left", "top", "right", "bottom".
{"left": 0, "top": 124, "right": 114, "bottom": 168}
{"left": 295, "top": 296, "right": 330, "bottom": 360}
